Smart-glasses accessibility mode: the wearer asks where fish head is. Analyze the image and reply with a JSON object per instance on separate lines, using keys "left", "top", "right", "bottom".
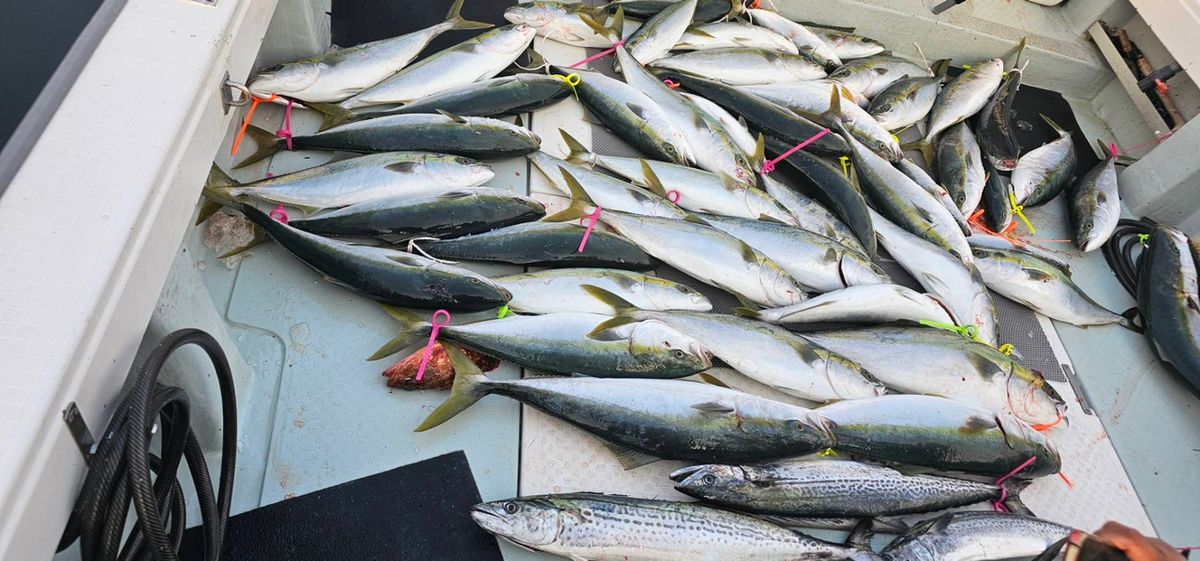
{"left": 484, "top": 24, "right": 539, "bottom": 54}
{"left": 994, "top": 411, "right": 1062, "bottom": 476}
{"left": 471, "top": 498, "right": 563, "bottom": 549}
{"left": 823, "top": 352, "right": 888, "bottom": 399}
{"left": 628, "top": 320, "right": 713, "bottom": 372}
{"left": 669, "top": 464, "right": 755, "bottom": 502}
{"left": 1005, "top": 365, "right": 1067, "bottom": 428}
{"left": 425, "top": 155, "right": 496, "bottom": 187}
{"left": 839, "top": 255, "right": 890, "bottom": 288}
{"left": 503, "top": 3, "right": 560, "bottom": 29}
{"left": 1074, "top": 216, "right": 1097, "bottom": 252}
{"left": 974, "top": 57, "right": 1006, "bottom": 78}
{"left": 248, "top": 62, "right": 321, "bottom": 98}
{"left": 757, "top": 261, "right": 807, "bottom": 307}
{"left": 875, "top": 136, "right": 904, "bottom": 162}
{"left": 645, "top": 279, "right": 713, "bottom": 312}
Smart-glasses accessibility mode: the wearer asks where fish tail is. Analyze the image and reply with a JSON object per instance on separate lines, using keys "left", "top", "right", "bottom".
{"left": 232, "top": 125, "right": 284, "bottom": 169}
{"left": 733, "top": 307, "right": 762, "bottom": 320}
{"left": 444, "top": 0, "right": 493, "bottom": 30}
{"left": 414, "top": 344, "right": 494, "bottom": 432}
{"left": 1000, "top": 478, "right": 1035, "bottom": 515}
{"left": 931, "top": 58, "right": 952, "bottom": 78}
{"left": 543, "top": 168, "right": 597, "bottom": 221}
{"left": 198, "top": 164, "right": 243, "bottom": 224}
{"left": 819, "top": 84, "right": 844, "bottom": 129}
{"left": 305, "top": 101, "right": 356, "bottom": 131}
{"left": 902, "top": 139, "right": 936, "bottom": 168}
{"left": 1039, "top": 113, "right": 1066, "bottom": 136}
{"left": 559, "top": 129, "right": 592, "bottom": 165}
{"left": 368, "top": 306, "right": 435, "bottom": 361}
{"left": 580, "top": 6, "right": 621, "bottom": 43}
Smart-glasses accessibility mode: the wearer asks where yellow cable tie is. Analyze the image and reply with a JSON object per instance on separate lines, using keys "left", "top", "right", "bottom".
{"left": 962, "top": 64, "right": 973, "bottom": 69}
{"left": 839, "top": 156, "right": 851, "bottom": 177}
{"left": 497, "top": 305, "right": 511, "bottom": 319}
{"left": 552, "top": 73, "right": 581, "bottom": 94}
{"left": 1137, "top": 233, "right": 1149, "bottom": 246}
{"left": 919, "top": 319, "right": 979, "bottom": 341}
{"left": 1009, "top": 191, "right": 1036, "bottom": 235}
{"left": 817, "top": 448, "right": 838, "bottom": 457}
{"left": 891, "top": 134, "right": 900, "bottom": 145}
{"left": 997, "top": 343, "right": 1015, "bottom": 356}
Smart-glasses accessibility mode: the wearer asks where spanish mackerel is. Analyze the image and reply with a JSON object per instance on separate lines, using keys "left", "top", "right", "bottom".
{"left": 938, "top": 122, "right": 986, "bottom": 215}
{"left": 371, "top": 308, "right": 711, "bottom": 378}
{"left": 472, "top": 493, "right": 869, "bottom": 561}
{"left": 1069, "top": 142, "right": 1120, "bottom": 252}
{"left": 418, "top": 346, "right": 835, "bottom": 465}
{"left": 816, "top": 395, "right": 1061, "bottom": 477}
{"left": 747, "top": 9, "right": 842, "bottom": 70}
{"left": 802, "top": 327, "right": 1066, "bottom": 426}
{"left": 1011, "top": 114, "right": 1076, "bottom": 207}
{"left": 417, "top": 221, "right": 654, "bottom": 270}
{"left": 493, "top": 268, "right": 712, "bottom": 315}
{"left": 924, "top": 58, "right": 1004, "bottom": 142}
{"left": 881, "top": 512, "right": 1070, "bottom": 561}
{"left": 338, "top": 24, "right": 536, "bottom": 109}
{"left": 972, "top": 247, "right": 1126, "bottom": 327}
{"left": 246, "top": 0, "right": 490, "bottom": 102}
{"left": 745, "top": 284, "right": 953, "bottom": 327}
{"left": 651, "top": 48, "right": 826, "bottom": 85}
{"left": 671, "top": 459, "right": 1029, "bottom": 517}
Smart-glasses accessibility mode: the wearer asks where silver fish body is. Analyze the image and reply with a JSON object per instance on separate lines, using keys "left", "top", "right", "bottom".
{"left": 743, "top": 82, "right": 900, "bottom": 160}
{"left": 967, "top": 232, "right": 1072, "bottom": 274}
{"left": 625, "top": 0, "right": 699, "bottom": 64}
{"left": 975, "top": 66, "right": 1024, "bottom": 171}
{"left": 494, "top": 268, "right": 712, "bottom": 315}
{"left": 749, "top": 284, "right": 953, "bottom": 326}
{"left": 895, "top": 159, "right": 971, "bottom": 236}
{"left": 530, "top": 151, "right": 686, "bottom": 218}
{"left": 681, "top": 92, "right": 759, "bottom": 159}
{"left": 813, "top": 29, "right": 886, "bottom": 60}
{"left": 829, "top": 55, "right": 931, "bottom": 99}
{"left": 697, "top": 213, "right": 890, "bottom": 293}
{"left": 868, "top": 75, "right": 941, "bottom": 131}
{"left": 1069, "top": 146, "right": 1120, "bottom": 252}
{"left": 674, "top": 21, "right": 799, "bottom": 54}
{"left": 505, "top": 1, "right": 610, "bottom": 47}
{"left": 1138, "top": 226, "right": 1200, "bottom": 385}
{"left": 563, "top": 67, "right": 695, "bottom": 165}
{"left": 339, "top": 24, "right": 536, "bottom": 109}
{"left": 882, "top": 512, "right": 1070, "bottom": 561}
{"left": 1011, "top": 115, "right": 1076, "bottom": 207}
{"left": 924, "top": 58, "right": 1004, "bottom": 142}
{"left": 472, "top": 493, "right": 864, "bottom": 561}
{"left": 762, "top": 175, "right": 866, "bottom": 253}
{"left": 652, "top": 48, "right": 826, "bottom": 85}
{"left": 937, "top": 122, "right": 987, "bottom": 216}
{"left": 972, "top": 247, "right": 1125, "bottom": 326}
{"left": 871, "top": 209, "right": 999, "bottom": 345}
{"left": 802, "top": 327, "right": 1066, "bottom": 426}
{"left": 747, "top": 9, "right": 842, "bottom": 70}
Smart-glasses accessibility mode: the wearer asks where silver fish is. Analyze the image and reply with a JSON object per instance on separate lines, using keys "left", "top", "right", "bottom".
{"left": 747, "top": 284, "right": 954, "bottom": 326}
{"left": 504, "top": 1, "right": 610, "bottom": 47}
{"left": 493, "top": 268, "right": 712, "bottom": 315}
{"left": 972, "top": 247, "right": 1126, "bottom": 326}
{"left": 212, "top": 152, "right": 493, "bottom": 211}
{"left": 937, "top": 122, "right": 987, "bottom": 216}
{"left": 472, "top": 493, "right": 869, "bottom": 561}
{"left": 247, "top": 0, "right": 491, "bottom": 102}
{"left": 562, "top": 67, "right": 695, "bottom": 165}
{"left": 652, "top": 48, "right": 826, "bottom": 85}
{"left": 339, "top": 24, "right": 536, "bottom": 109}
{"left": 869, "top": 75, "right": 941, "bottom": 131}
{"left": 871, "top": 209, "right": 999, "bottom": 345}
{"left": 881, "top": 512, "right": 1070, "bottom": 561}
{"left": 813, "top": 28, "right": 886, "bottom": 60}
{"left": 761, "top": 175, "right": 866, "bottom": 253}
{"left": 895, "top": 159, "right": 971, "bottom": 236}
{"left": 802, "top": 327, "right": 1066, "bottom": 426}
{"left": 829, "top": 55, "right": 931, "bottom": 99}
{"left": 680, "top": 93, "right": 758, "bottom": 160}
{"left": 588, "top": 298, "right": 887, "bottom": 402}
{"left": 742, "top": 81, "right": 900, "bottom": 160}
{"left": 967, "top": 231, "right": 1072, "bottom": 275}
{"left": 625, "top": 0, "right": 699, "bottom": 64}
{"left": 674, "top": 21, "right": 799, "bottom": 54}
{"left": 924, "top": 58, "right": 1004, "bottom": 142}
{"left": 562, "top": 131, "right": 794, "bottom": 223}
{"left": 529, "top": 151, "right": 686, "bottom": 218}
{"left": 697, "top": 213, "right": 890, "bottom": 293}
{"left": 747, "top": 9, "right": 842, "bottom": 70}
{"left": 1011, "top": 114, "right": 1076, "bottom": 207}
{"left": 1069, "top": 142, "right": 1120, "bottom": 252}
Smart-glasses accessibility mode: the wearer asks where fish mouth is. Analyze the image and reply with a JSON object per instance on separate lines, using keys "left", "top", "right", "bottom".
{"left": 668, "top": 465, "right": 705, "bottom": 482}
{"left": 996, "top": 159, "right": 1018, "bottom": 171}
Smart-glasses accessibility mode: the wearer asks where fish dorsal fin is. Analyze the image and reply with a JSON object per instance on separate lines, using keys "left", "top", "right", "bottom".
{"left": 752, "top": 133, "right": 766, "bottom": 166}
{"left": 436, "top": 109, "right": 468, "bottom": 123}
{"left": 603, "top": 441, "right": 660, "bottom": 470}
{"left": 639, "top": 159, "right": 668, "bottom": 197}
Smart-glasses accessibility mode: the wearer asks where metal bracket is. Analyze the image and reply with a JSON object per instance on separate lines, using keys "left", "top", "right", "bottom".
{"left": 62, "top": 403, "right": 96, "bottom": 464}
{"left": 220, "top": 71, "right": 250, "bottom": 114}
{"left": 1060, "top": 364, "right": 1096, "bottom": 416}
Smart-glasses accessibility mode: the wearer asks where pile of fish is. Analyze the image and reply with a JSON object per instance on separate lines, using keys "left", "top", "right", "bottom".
{"left": 199, "top": 0, "right": 1160, "bottom": 558}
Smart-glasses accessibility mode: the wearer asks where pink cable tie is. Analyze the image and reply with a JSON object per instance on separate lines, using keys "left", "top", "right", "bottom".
{"left": 760, "top": 128, "right": 831, "bottom": 174}
{"left": 276, "top": 98, "right": 295, "bottom": 150}
{"left": 270, "top": 203, "right": 289, "bottom": 224}
{"left": 992, "top": 455, "right": 1037, "bottom": 512}
{"left": 415, "top": 310, "right": 452, "bottom": 382}
{"left": 577, "top": 206, "right": 603, "bottom": 252}
{"left": 569, "top": 41, "right": 624, "bottom": 69}
{"left": 1107, "top": 143, "right": 1117, "bottom": 157}
{"left": 667, "top": 190, "right": 681, "bottom": 204}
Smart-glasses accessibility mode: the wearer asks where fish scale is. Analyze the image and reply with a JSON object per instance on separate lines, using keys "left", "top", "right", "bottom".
{"left": 882, "top": 512, "right": 1070, "bottom": 561}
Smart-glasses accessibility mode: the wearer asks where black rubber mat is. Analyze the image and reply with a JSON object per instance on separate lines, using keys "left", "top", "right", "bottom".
{"left": 332, "top": 0, "right": 511, "bottom": 55}
{"left": 180, "top": 452, "right": 502, "bottom": 561}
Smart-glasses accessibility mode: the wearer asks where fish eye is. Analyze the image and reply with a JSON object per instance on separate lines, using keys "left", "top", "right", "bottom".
{"left": 673, "top": 349, "right": 685, "bottom": 359}
{"left": 504, "top": 502, "right": 520, "bottom": 514}
{"left": 792, "top": 420, "right": 808, "bottom": 431}
{"left": 702, "top": 474, "right": 717, "bottom": 485}
{"left": 469, "top": 278, "right": 481, "bottom": 284}
{"left": 1085, "top": 221, "right": 1093, "bottom": 229}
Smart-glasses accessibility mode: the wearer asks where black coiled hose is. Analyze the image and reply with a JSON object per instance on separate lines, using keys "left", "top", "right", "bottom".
{"left": 58, "top": 328, "right": 237, "bottom": 561}
{"left": 1101, "top": 218, "right": 1157, "bottom": 298}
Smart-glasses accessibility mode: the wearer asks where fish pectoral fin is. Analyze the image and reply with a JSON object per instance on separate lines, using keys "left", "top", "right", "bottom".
{"left": 602, "top": 442, "right": 661, "bottom": 470}
{"left": 1022, "top": 267, "right": 1055, "bottom": 282}
{"left": 697, "top": 372, "right": 731, "bottom": 388}
{"left": 691, "top": 400, "right": 736, "bottom": 414}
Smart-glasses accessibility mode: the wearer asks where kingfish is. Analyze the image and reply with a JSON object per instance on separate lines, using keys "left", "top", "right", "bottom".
{"left": 472, "top": 493, "right": 869, "bottom": 561}
{"left": 529, "top": 151, "right": 686, "bottom": 218}
{"left": 938, "top": 122, "right": 986, "bottom": 216}
{"left": 362, "top": 73, "right": 572, "bottom": 120}
{"left": 976, "top": 62, "right": 1025, "bottom": 171}
{"left": 504, "top": 1, "right": 610, "bottom": 47}
{"left": 680, "top": 93, "right": 759, "bottom": 161}
{"left": 674, "top": 21, "right": 798, "bottom": 54}
{"left": 967, "top": 231, "right": 1072, "bottom": 275}
{"left": 651, "top": 48, "right": 826, "bottom": 85}
{"left": 1138, "top": 226, "right": 1200, "bottom": 387}
{"left": 624, "top": 0, "right": 698, "bottom": 64}
{"left": 417, "top": 221, "right": 654, "bottom": 270}
{"left": 972, "top": 246, "right": 1125, "bottom": 326}
{"left": 1011, "top": 114, "right": 1076, "bottom": 207}
{"left": 586, "top": 288, "right": 887, "bottom": 402}
{"left": 747, "top": 9, "right": 842, "bottom": 70}
{"left": 881, "top": 512, "right": 1070, "bottom": 561}
{"left": 816, "top": 394, "right": 1061, "bottom": 477}
{"left": 871, "top": 209, "right": 998, "bottom": 345}
{"left": 802, "top": 326, "right": 1067, "bottom": 426}
{"left": 419, "top": 345, "right": 836, "bottom": 466}
{"left": 371, "top": 308, "right": 711, "bottom": 378}
{"left": 978, "top": 158, "right": 1014, "bottom": 232}
{"left": 829, "top": 55, "right": 931, "bottom": 99}
{"left": 745, "top": 284, "right": 953, "bottom": 327}
{"left": 338, "top": 24, "right": 536, "bottom": 109}
{"left": 493, "top": 268, "right": 712, "bottom": 315}
{"left": 289, "top": 188, "right": 544, "bottom": 240}
{"left": 813, "top": 28, "right": 886, "bottom": 60}
{"left": 671, "top": 459, "right": 1031, "bottom": 518}
{"left": 895, "top": 159, "right": 971, "bottom": 236}
{"left": 1069, "top": 142, "right": 1120, "bottom": 252}
{"left": 744, "top": 81, "right": 901, "bottom": 160}
{"left": 247, "top": 0, "right": 491, "bottom": 102}
{"left": 761, "top": 175, "right": 865, "bottom": 253}
{"left": 868, "top": 75, "right": 942, "bottom": 131}
{"left": 924, "top": 58, "right": 1004, "bottom": 142}
{"left": 609, "top": 0, "right": 741, "bottom": 22}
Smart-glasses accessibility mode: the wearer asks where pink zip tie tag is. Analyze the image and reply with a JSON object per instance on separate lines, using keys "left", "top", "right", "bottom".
{"left": 577, "top": 206, "right": 603, "bottom": 252}
{"left": 276, "top": 98, "right": 295, "bottom": 150}
{"left": 760, "top": 128, "right": 831, "bottom": 174}
{"left": 569, "top": 41, "right": 623, "bottom": 69}
{"left": 992, "top": 455, "right": 1037, "bottom": 512}
{"left": 663, "top": 78, "right": 681, "bottom": 89}
{"left": 269, "top": 204, "right": 289, "bottom": 224}
{"left": 1107, "top": 143, "right": 1117, "bottom": 157}
{"left": 415, "top": 310, "right": 451, "bottom": 382}
{"left": 667, "top": 190, "right": 681, "bottom": 204}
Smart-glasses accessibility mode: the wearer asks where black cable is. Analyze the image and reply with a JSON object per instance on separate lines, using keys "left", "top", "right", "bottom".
{"left": 58, "top": 328, "right": 237, "bottom": 561}
{"left": 1102, "top": 218, "right": 1156, "bottom": 298}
